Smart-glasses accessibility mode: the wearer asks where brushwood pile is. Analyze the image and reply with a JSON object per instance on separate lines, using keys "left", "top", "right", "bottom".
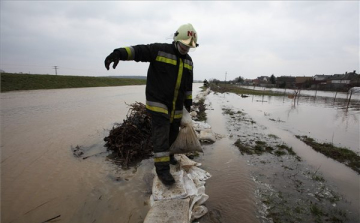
{"left": 104, "top": 102, "right": 153, "bottom": 168}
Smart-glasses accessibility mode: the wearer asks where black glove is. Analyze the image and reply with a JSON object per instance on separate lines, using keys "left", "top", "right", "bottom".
{"left": 104, "top": 50, "right": 121, "bottom": 70}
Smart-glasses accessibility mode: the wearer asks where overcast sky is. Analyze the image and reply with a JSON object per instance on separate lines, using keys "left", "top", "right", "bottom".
{"left": 0, "top": 1, "right": 359, "bottom": 81}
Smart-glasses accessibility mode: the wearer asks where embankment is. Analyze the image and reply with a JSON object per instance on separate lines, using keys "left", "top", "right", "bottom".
{"left": 0, "top": 73, "right": 146, "bottom": 92}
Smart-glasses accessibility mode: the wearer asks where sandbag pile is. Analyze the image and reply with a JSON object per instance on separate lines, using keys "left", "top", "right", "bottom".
{"left": 194, "top": 88, "right": 210, "bottom": 104}
{"left": 190, "top": 88, "right": 210, "bottom": 121}
{"left": 144, "top": 154, "right": 211, "bottom": 223}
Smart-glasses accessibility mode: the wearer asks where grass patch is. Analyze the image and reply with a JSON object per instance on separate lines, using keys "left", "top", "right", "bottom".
{"left": 268, "top": 134, "right": 279, "bottom": 139}
{"left": 234, "top": 139, "right": 254, "bottom": 155}
{"left": 235, "top": 139, "right": 299, "bottom": 157}
{"left": 222, "top": 108, "right": 235, "bottom": 116}
{"left": 1, "top": 73, "right": 146, "bottom": 92}
{"left": 255, "top": 140, "right": 266, "bottom": 145}
{"left": 310, "top": 204, "right": 325, "bottom": 220}
{"left": 192, "top": 98, "right": 207, "bottom": 121}
{"left": 277, "top": 144, "right": 296, "bottom": 155}
{"left": 312, "top": 175, "right": 325, "bottom": 182}
{"left": 296, "top": 135, "right": 360, "bottom": 174}
{"left": 254, "top": 145, "right": 265, "bottom": 155}
{"left": 265, "top": 146, "right": 275, "bottom": 152}
{"left": 274, "top": 150, "right": 287, "bottom": 156}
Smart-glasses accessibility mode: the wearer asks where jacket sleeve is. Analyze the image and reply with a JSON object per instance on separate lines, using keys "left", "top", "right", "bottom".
{"left": 184, "top": 66, "right": 193, "bottom": 109}
{"left": 116, "top": 44, "right": 158, "bottom": 63}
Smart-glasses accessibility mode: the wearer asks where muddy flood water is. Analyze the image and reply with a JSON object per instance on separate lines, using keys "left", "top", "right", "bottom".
{"left": 1, "top": 84, "right": 359, "bottom": 223}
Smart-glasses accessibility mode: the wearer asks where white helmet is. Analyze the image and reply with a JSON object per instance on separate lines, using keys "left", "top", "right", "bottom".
{"left": 173, "top": 23, "right": 198, "bottom": 48}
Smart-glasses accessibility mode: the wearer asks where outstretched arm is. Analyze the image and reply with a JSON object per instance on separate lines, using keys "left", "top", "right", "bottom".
{"left": 104, "top": 44, "right": 156, "bottom": 70}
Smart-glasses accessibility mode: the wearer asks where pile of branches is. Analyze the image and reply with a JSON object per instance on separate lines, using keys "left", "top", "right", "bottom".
{"left": 104, "top": 102, "right": 153, "bottom": 168}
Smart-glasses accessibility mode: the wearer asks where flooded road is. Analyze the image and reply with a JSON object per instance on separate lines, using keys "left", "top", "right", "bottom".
{"left": 1, "top": 85, "right": 153, "bottom": 223}
{"left": 1, "top": 84, "right": 359, "bottom": 223}
{"left": 196, "top": 95, "right": 258, "bottom": 223}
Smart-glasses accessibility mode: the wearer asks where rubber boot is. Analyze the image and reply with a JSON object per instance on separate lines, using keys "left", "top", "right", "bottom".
{"left": 169, "top": 154, "right": 178, "bottom": 165}
{"left": 155, "top": 162, "right": 175, "bottom": 186}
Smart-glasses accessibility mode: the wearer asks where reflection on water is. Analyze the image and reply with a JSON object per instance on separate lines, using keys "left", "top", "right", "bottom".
{"left": 246, "top": 86, "right": 360, "bottom": 101}
{"left": 1, "top": 86, "right": 151, "bottom": 223}
{"left": 198, "top": 96, "right": 258, "bottom": 223}
{"left": 245, "top": 90, "right": 359, "bottom": 153}
{"left": 213, "top": 91, "right": 359, "bottom": 222}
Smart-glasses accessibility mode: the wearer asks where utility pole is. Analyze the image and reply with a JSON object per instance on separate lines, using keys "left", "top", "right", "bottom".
{"left": 53, "top": 66, "right": 58, "bottom": 75}
{"left": 225, "top": 71, "right": 227, "bottom": 83}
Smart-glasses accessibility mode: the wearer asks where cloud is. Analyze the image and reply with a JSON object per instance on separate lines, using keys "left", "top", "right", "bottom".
{"left": 0, "top": 1, "right": 358, "bottom": 80}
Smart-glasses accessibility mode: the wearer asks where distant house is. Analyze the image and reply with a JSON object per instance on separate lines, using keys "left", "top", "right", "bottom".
{"left": 257, "top": 76, "right": 269, "bottom": 82}
{"left": 295, "top": 76, "right": 313, "bottom": 88}
{"left": 255, "top": 76, "right": 273, "bottom": 87}
{"left": 313, "top": 74, "right": 331, "bottom": 81}
{"left": 276, "top": 76, "right": 296, "bottom": 88}
{"left": 329, "top": 73, "right": 355, "bottom": 84}
{"left": 243, "top": 79, "right": 253, "bottom": 85}
{"left": 326, "top": 71, "right": 359, "bottom": 90}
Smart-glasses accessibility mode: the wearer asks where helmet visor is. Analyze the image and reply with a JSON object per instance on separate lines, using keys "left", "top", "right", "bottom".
{"left": 180, "top": 37, "right": 197, "bottom": 48}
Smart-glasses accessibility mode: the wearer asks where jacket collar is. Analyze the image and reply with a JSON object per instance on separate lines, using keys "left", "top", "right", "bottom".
{"left": 172, "top": 42, "right": 187, "bottom": 59}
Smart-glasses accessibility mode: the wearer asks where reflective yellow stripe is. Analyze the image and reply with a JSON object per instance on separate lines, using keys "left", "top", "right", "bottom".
{"left": 156, "top": 56, "right": 177, "bottom": 65}
{"left": 174, "top": 113, "right": 183, "bottom": 119}
{"left": 170, "top": 59, "right": 183, "bottom": 123}
{"left": 154, "top": 156, "right": 170, "bottom": 162}
{"left": 186, "top": 91, "right": 192, "bottom": 100}
{"left": 184, "top": 63, "right": 192, "bottom": 70}
{"left": 146, "top": 104, "right": 168, "bottom": 114}
{"left": 125, "top": 47, "right": 134, "bottom": 60}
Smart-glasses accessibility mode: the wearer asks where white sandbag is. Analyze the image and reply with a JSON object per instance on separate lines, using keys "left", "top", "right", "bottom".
{"left": 144, "top": 198, "right": 190, "bottom": 223}
{"left": 188, "top": 189, "right": 209, "bottom": 220}
{"left": 190, "top": 111, "right": 197, "bottom": 117}
{"left": 181, "top": 107, "right": 192, "bottom": 126}
{"left": 192, "top": 177, "right": 206, "bottom": 188}
{"left": 194, "top": 193, "right": 209, "bottom": 206}
{"left": 188, "top": 166, "right": 212, "bottom": 182}
{"left": 152, "top": 169, "right": 187, "bottom": 201}
{"left": 170, "top": 108, "right": 204, "bottom": 154}
{"left": 189, "top": 191, "right": 208, "bottom": 212}
{"left": 176, "top": 154, "right": 201, "bottom": 169}
{"left": 196, "top": 186, "right": 206, "bottom": 196}
{"left": 199, "top": 129, "right": 216, "bottom": 143}
{"left": 192, "top": 121, "right": 212, "bottom": 132}
{"left": 170, "top": 125, "right": 203, "bottom": 154}
{"left": 149, "top": 195, "right": 155, "bottom": 207}
{"left": 190, "top": 205, "right": 208, "bottom": 222}
{"left": 183, "top": 172, "right": 198, "bottom": 197}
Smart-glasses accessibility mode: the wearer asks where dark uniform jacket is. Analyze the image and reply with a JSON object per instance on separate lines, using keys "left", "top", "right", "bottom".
{"left": 117, "top": 42, "right": 193, "bottom": 122}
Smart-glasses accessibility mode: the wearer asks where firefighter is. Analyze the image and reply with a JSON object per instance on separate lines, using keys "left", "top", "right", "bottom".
{"left": 104, "top": 23, "right": 198, "bottom": 186}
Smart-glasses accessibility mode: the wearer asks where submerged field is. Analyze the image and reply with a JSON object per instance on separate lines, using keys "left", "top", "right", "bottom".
{"left": 200, "top": 85, "right": 359, "bottom": 223}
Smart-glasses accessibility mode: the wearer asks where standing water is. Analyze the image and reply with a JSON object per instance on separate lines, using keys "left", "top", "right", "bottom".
{"left": 206, "top": 88, "right": 359, "bottom": 222}
{"left": 1, "top": 84, "right": 359, "bottom": 222}
{"left": 1, "top": 85, "right": 152, "bottom": 223}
